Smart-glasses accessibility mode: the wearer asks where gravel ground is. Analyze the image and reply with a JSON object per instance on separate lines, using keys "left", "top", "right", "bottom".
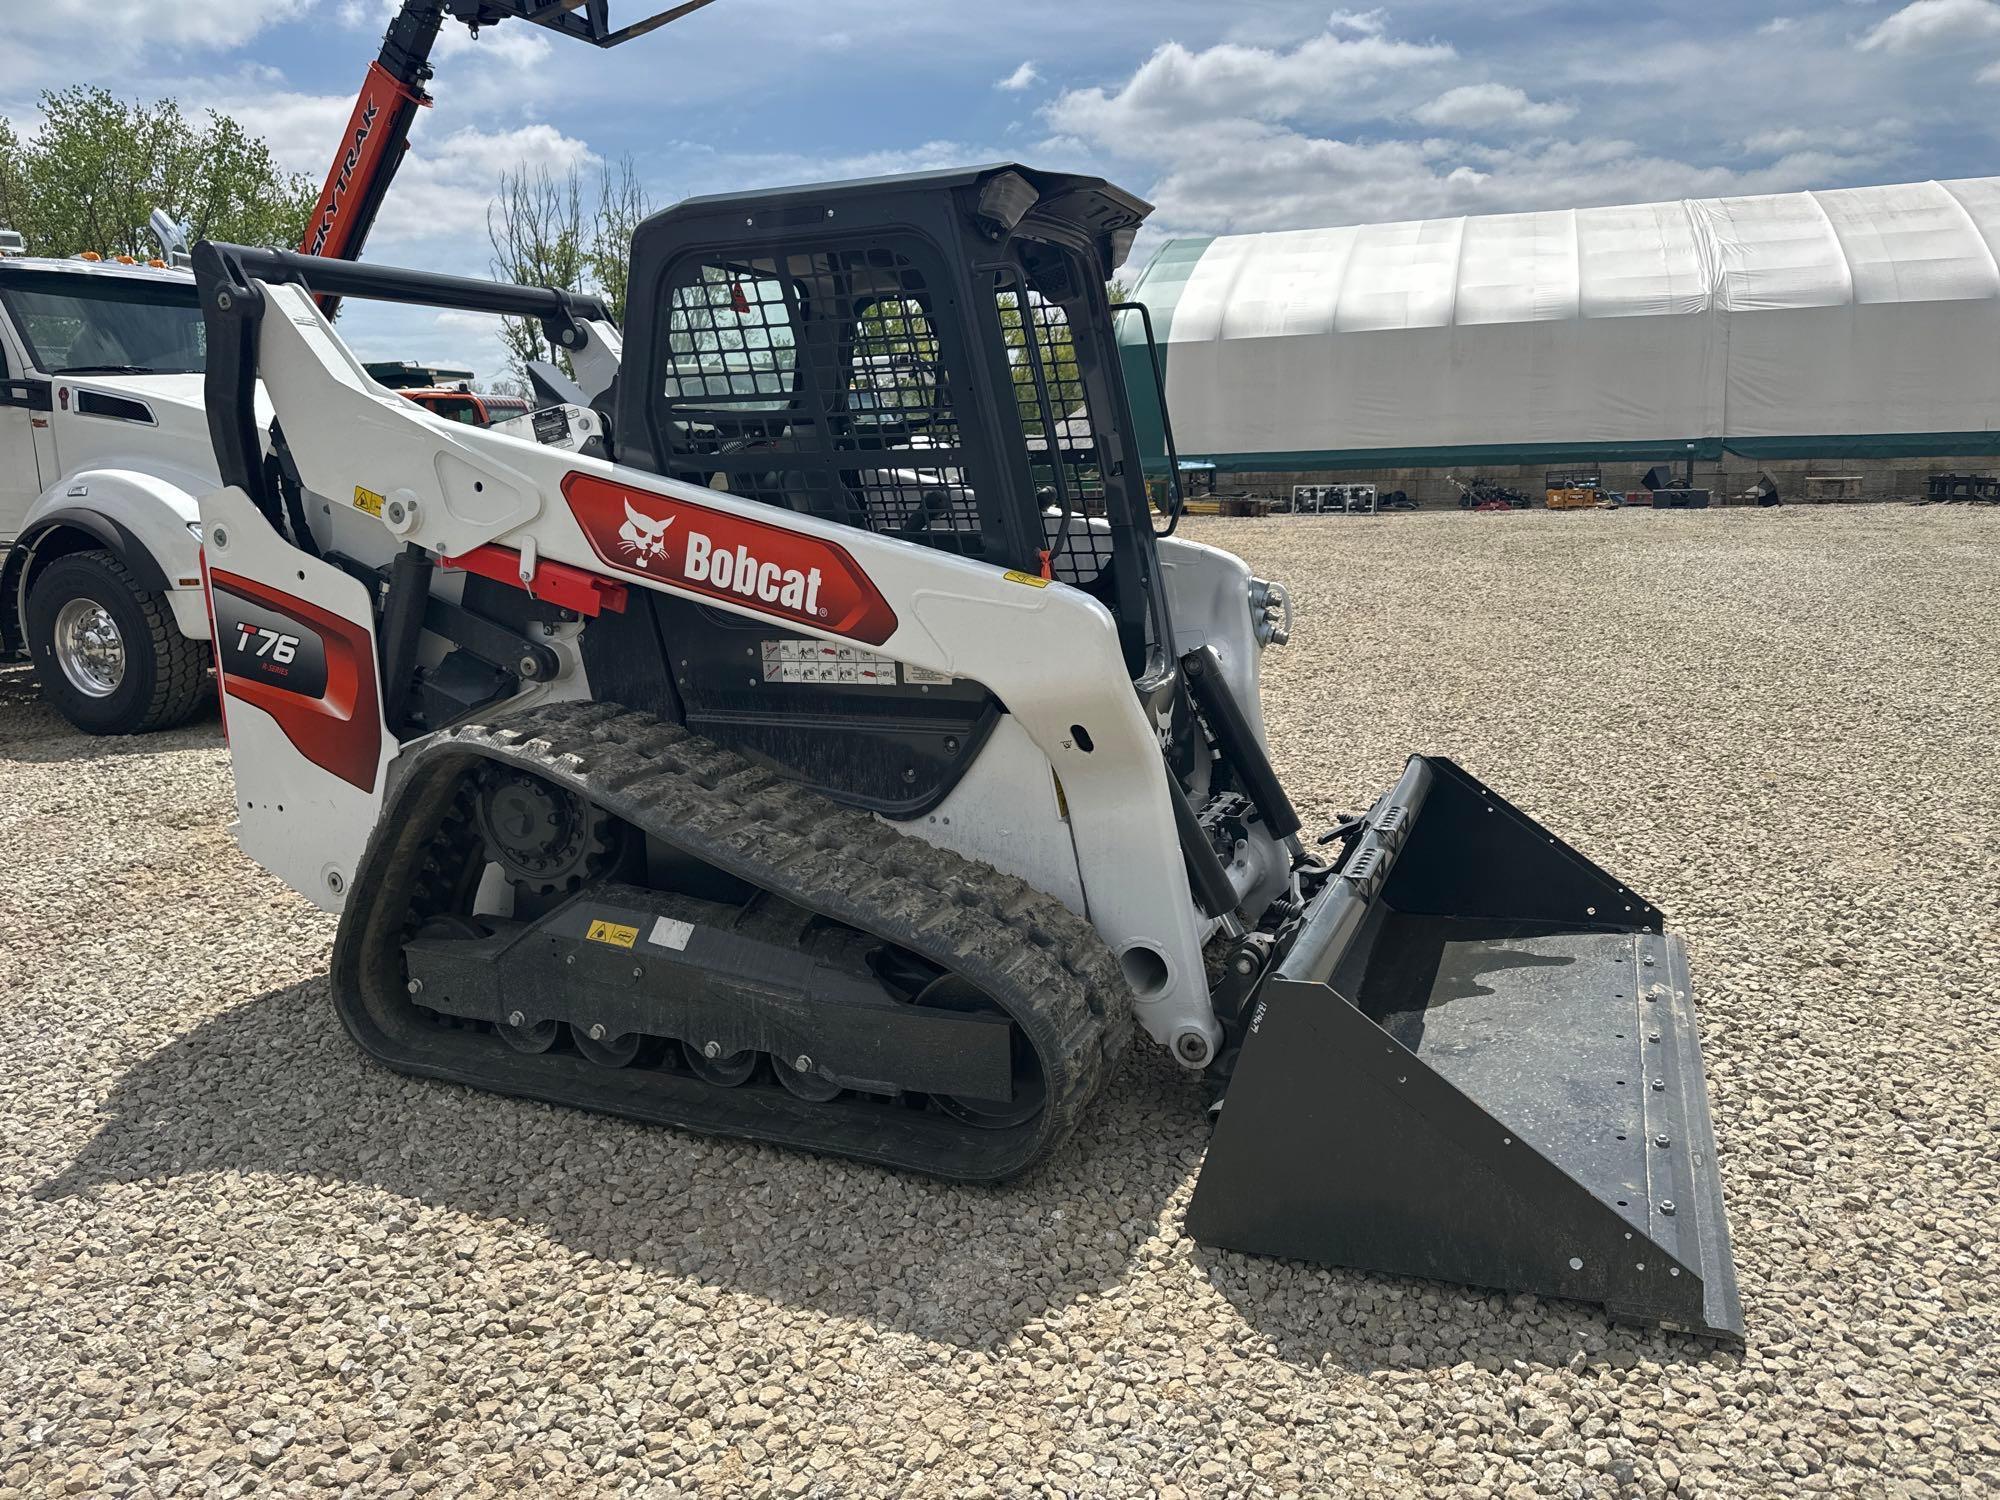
{"left": 2, "top": 505, "right": 1996, "bottom": 1499}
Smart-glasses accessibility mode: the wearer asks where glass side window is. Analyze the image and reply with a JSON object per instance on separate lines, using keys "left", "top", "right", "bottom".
{"left": 662, "top": 268, "right": 797, "bottom": 410}
{"left": 0, "top": 274, "right": 205, "bottom": 375}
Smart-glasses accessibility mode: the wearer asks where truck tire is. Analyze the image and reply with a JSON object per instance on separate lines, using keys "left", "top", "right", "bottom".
{"left": 26, "top": 549, "right": 209, "bottom": 735}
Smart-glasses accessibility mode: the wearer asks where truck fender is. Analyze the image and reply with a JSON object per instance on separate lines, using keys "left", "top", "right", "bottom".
{"left": 8, "top": 469, "right": 211, "bottom": 647}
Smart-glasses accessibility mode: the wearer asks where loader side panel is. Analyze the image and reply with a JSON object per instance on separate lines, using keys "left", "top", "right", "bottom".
{"left": 199, "top": 485, "right": 391, "bottom": 911}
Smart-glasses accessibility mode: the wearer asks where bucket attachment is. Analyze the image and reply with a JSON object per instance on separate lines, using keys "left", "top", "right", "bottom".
{"left": 1188, "top": 758, "right": 1743, "bottom": 1340}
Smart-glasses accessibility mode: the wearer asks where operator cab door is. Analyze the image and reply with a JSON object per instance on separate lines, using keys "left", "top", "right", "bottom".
{"left": 0, "top": 307, "right": 43, "bottom": 544}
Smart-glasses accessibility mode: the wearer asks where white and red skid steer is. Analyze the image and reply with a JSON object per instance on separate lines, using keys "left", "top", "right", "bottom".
{"left": 191, "top": 165, "right": 1742, "bottom": 1337}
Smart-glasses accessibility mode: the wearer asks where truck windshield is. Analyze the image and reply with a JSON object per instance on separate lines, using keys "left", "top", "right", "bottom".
{"left": 0, "top": 273, "right": 204, "bottom": 375}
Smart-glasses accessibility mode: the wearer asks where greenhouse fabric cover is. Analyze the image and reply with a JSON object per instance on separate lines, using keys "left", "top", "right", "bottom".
{"left": 1121, "top": 177, "right": 2000, "bottom": 470}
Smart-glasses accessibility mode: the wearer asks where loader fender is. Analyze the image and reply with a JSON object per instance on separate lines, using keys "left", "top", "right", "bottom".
{"left": 1156, "top": 535, "right": 1270, "bottom": 742}
{"left": 15, "top": 468, "right": 211, "bottom": 642}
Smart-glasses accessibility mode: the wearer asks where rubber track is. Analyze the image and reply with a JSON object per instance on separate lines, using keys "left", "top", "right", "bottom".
{"left": 332, "top": 702, "right": 1132, "bottom": 1183}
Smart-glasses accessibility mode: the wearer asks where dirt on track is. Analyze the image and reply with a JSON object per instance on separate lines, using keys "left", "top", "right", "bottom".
{"left": 1, "top": 505, "right": 1995, "bottom": 1499}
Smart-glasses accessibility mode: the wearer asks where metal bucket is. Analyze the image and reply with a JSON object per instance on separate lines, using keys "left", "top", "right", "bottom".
{"left": 1187, "top": 758, "right": 1743, "bottom": 1340}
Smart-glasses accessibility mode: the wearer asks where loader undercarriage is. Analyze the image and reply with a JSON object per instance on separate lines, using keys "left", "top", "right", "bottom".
{"left": 331, "top": 702, "right": 1129, "bottom": 1182}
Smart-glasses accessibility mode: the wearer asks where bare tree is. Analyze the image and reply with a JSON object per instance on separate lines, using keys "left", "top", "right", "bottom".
{"left": 487, "top": 163, "right": 586, "bottom": 387}
{"left": 487, "top": 154, "right": 656, "bottom": 389}
{"left": 588, "top": 156, "right": 653, "bottom": 327}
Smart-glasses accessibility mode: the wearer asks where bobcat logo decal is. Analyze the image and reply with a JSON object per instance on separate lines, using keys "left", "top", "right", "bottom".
{"left": 617, "top": 499, "right": 676, "bottom": 568}
{"left": 563, "top": 473, "right": 900, "bottom": 645}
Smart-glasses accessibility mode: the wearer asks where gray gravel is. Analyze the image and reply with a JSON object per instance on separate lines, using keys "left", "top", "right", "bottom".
{"left": 2, "top": 505, "right": 1997, "bottom": 1499}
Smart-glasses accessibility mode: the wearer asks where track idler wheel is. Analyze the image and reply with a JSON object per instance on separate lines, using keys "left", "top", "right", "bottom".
{"left": 574, "top": 1025, "right": 644, "bottom": 1068}
{"left": 916, "top": 977, "right": 1045, "bottom": 1129}
{"left": 774, "top": 1054, "right": 843, "bottom": 1103}
{"left": 687, "top": 1042, "right": 757, "bottom": 1087}
{"left": 498, "top": 1016, "right": 562, "bottom": 1054}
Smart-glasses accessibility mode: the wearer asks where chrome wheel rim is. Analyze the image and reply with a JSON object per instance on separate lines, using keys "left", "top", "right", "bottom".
{"left": 53, "top": 597, "right": 125, "bottom": 698}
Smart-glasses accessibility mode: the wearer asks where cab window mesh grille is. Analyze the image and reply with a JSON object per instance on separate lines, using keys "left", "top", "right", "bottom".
{"left": 657, "top": 245, "right": 986, "bottom": 559}
{"left": 998, "top": 277, "right": 1116, "bottom": 586}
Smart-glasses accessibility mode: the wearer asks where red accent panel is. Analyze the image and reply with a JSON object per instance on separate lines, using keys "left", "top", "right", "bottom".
{"left": 210, "top": 570, "right": 382, "bottom": 793}
{"left": 440, "top": 544, "right": 629, "bottom": 618}
{"left": 197, "top": 549, "right": 231, "bottom": 740}
{"left": 561, "top": 472, "right": 900, "bottom": 646}
{"left": 301, "top": 61, "right": 429, "bottom": 260}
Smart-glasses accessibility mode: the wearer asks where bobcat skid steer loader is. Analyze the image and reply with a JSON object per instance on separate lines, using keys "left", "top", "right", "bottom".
{"left": 191, "top": 165, "right": 1742, "bottom": 1338}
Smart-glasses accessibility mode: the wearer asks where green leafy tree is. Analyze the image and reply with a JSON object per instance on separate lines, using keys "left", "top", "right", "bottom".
{"left": 0, "top": 87, "right": 313, "bottom": 258}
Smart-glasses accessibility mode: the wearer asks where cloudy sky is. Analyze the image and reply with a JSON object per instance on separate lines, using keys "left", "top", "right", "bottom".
{"left": 4, "top": 0, "right": 1998, "bottom": 383}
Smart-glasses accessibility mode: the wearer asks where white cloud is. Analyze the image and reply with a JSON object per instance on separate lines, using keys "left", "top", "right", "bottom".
{"left": 1129, "top": 122, "right": 1887, "bottom": 240}
{"left": 1326, "top": 8, "right": 1387, "bottom": 35}
{"left": 203, "top": 84, "right": 597, "bottom": 250}
{"left": 380, "top": 123, "right": 598, "bottom": 248}
{"left": 1743, "top": 122, "right": 1904, "bottom": 155}
{"left": 2, "top": 0, "right": 317, "bottom": 88}
{"left": 1046, "top": 26, "right": 1455, "bottom": 144}
{"left": 1042, "top": 10, "right": 1915, "bottom": 249}
{"left": 1410, "top": 83, "right": 1577, "bottom": 131}
{"left": 1760, "top": 17, "right": 1797, "bottom": 35}
{"left": 1857, "top": 0, "right": 2000, "bottom": 53}
{"left": 997, "top": 61, "right": 1039, "bottom": 92}
{"left": 38, "top": 0, "right": 315, "bottom": 50}
{"left": 1743, "top": 125, "right": 1813, "bottom": 154}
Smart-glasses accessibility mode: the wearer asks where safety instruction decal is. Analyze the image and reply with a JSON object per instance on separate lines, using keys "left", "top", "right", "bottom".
{"left": 352, "top": 485, "right": 385, "bottom": 517}
{"left": 585, "top": 919, "right": 639, "bottom": 948}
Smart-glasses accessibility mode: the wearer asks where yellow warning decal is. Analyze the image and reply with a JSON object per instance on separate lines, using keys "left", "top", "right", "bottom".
{"left": 585, "top": 919, "right": 639, "bottom": 949}
{"left": 352, "top": 485, "right": 385, "bottom": 517}
{"left": 1002, "top": 569, "right": 1051, "bottom": 589}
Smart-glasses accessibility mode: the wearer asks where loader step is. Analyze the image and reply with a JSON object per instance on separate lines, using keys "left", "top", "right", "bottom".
{"left": 328, "top": 703, "right": 1130, "bottom": 1183}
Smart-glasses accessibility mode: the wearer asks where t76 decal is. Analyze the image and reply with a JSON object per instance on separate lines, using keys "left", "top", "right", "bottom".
{"left": 562, "top": 473, "right": 899, "bottom": 646}
{"left": 208, "top": 571, "right": 381, "bottom": 793}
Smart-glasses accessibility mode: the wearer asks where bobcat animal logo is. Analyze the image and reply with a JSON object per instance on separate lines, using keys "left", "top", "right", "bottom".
{"left": 617, "top": 498, "right": 676, "bottom": 568}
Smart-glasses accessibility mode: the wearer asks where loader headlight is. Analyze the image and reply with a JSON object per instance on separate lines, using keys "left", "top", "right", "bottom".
{"left": 1249, "top": 578, "right": 1291, "bottom": 648}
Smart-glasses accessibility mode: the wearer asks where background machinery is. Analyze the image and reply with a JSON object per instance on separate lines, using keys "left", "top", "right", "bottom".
{"left": 190, "top": 163, "right": 1744, "bottom": 1338}
{"left": 302, "top": 1, "right": 721, "bottom": 294}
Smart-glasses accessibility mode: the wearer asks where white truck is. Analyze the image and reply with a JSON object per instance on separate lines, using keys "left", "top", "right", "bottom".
{"left": 0, "top": 249, "right": 219, "bottom": 733}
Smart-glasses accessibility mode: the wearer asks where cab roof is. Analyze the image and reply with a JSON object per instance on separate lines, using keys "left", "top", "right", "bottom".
{"left": 0, "top": 256, "right": 195, "bottom": 285}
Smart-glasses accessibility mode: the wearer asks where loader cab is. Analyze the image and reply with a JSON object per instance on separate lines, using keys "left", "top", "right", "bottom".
{"left": 615, "top": 165, "right": 1169, "bottom": 677}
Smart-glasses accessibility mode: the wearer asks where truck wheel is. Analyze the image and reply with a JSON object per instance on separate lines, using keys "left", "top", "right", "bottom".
{"left": 26, "top": 549, "right": 209, "bottom": 735}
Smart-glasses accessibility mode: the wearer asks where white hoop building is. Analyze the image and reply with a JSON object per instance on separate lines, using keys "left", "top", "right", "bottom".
{"left": 1120, "top": 177, "right": 2000, "bottom": 500}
